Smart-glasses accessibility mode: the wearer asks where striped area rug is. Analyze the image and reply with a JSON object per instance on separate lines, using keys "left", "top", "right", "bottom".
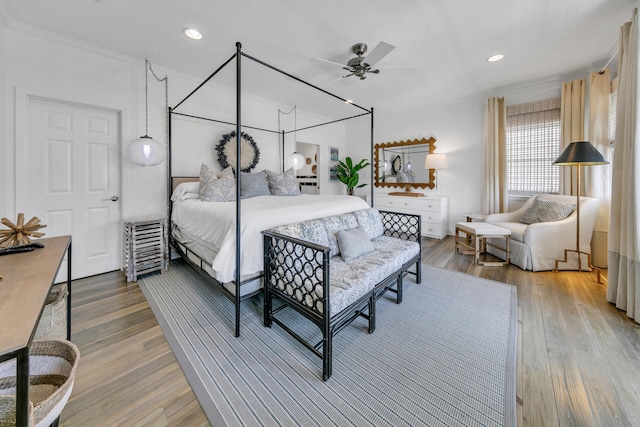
{"left": 139, "top": 259, "right": 517, "bottom": 427}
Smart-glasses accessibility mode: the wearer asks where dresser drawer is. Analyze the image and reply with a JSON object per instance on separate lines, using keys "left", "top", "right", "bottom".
{"left": 422, "top": 212, "right": 442, "bottom": 224}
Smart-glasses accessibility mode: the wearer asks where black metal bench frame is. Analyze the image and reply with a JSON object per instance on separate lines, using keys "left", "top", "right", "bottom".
{"left": 262, "top": 211, "right": 421, "bottom": 380}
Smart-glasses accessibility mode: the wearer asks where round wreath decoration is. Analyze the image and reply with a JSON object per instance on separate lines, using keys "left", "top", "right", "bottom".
{"left": 215, "top": 131, "right": 260, "bottom": 173}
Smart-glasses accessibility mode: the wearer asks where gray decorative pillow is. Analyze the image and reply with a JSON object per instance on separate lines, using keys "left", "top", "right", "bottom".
{"left": 266, "top": 168, "right": 301, "bottom": 196}
{"left": 199, "top": 164, "right": 236, "bottom": 202}
{"left": 520, "top": 199, "right": 576, "bottom": 224}
{"left": 337, "top": 226, "right": 374, "bottom": 262}
{"left": 240, "top": 170, "right": 270, "bottom": 199}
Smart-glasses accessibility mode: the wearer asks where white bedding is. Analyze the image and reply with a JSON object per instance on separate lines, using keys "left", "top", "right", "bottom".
{"left": 172, "top": 194, "right": 369, "bottom": 282}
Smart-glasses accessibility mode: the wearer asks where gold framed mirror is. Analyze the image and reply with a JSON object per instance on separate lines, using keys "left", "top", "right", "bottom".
{"left": 374, "top": 137, "right": 437, "bottom": 189}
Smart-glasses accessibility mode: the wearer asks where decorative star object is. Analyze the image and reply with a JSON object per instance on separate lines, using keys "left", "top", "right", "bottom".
{"left": 0, "top": 213, "right": 47, "bottom": 248}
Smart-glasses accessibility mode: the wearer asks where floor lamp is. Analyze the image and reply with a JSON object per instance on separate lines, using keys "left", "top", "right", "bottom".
{"left": 425, "top": 153, "right": 448, "bottom": 195}
{"left": 553, "top": 141, "right": 608, "bottom": 283}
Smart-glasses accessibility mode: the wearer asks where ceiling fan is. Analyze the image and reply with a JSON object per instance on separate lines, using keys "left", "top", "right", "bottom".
{"left": 313, "top": 41, "right": 397, "bottom": 80}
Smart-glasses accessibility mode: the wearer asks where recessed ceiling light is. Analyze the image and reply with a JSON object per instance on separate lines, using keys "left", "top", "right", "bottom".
{"left": 487, "top": 54, "right": 504, "bottom": 62}
{"left": 183, "top": 28, "right": 203, "bottom": 40}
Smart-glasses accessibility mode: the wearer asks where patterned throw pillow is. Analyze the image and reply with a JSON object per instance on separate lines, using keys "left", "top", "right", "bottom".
{"left": 240, "top": 170, "right": 271, "bottom": 199}
{"left": 199, "top": 164, "right": 236, "bottom": 202}
{"left": 322, "top": 213, "right": 359, "bottom": 257}
{"left": 266, "top": 168, "right": 301, "bottom": 196}
{"left": 520, "top": 199, "right": 576, "bottom": 224}
{"left": 353, "top": 208, "right": 384, "bottom": 239}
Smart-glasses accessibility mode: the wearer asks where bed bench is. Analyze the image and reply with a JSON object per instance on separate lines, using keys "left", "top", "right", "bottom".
{"left": 262, "top": 208, "right": 421, "bottom": 380}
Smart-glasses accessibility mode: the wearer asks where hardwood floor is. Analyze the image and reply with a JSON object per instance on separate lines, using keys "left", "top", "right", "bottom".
{"left": 60, "top": 236, "right": 640, "bottom": 426}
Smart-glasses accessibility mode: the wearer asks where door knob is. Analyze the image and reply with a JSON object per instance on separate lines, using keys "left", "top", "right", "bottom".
{"left": 102, "top": 196, "right": 119, "bottom": 202}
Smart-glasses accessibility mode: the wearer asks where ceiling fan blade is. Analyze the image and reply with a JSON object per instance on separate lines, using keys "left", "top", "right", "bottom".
{"left": 311, "top": 57, "right": 347, "bottom": 68}
{"left": 363, "top": 41, "right": 395, "bottom": 66}
{"left": 375, "top": 65, "right": 419, "bottom": 70}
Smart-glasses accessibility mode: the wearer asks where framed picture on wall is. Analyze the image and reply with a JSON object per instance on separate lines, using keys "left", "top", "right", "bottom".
{"left": 329, "top": 146, "right": 339, "bottom": 162}
{"left": 329, "top": 166, "right": 338, "bottom": 181}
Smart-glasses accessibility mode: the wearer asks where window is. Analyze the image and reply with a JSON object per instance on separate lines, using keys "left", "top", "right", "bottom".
{"left": 506, "top": 98, "right": 561, "bottom": 195}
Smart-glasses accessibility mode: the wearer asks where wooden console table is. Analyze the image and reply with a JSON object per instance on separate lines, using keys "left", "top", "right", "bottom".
{"left": 0, "top": 236, "right": 72, "bottom": 426}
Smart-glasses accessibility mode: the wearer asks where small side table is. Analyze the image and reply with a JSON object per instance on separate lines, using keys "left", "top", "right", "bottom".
{"left": 455, "top": 222, "right": 511, "bottom": 266}
{"left": 123, "top": 215, "right": 168, "bottom": 282}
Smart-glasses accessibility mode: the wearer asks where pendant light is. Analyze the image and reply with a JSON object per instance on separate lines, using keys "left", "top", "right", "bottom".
{"left": 128, "top": 59, "right": 167, "bottom": 166}
{"left": 288, "top": 105, "right": 305, "bottom": 170}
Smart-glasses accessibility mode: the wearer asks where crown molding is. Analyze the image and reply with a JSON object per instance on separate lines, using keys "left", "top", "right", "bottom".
{"left": 7, "top": 21, "right": 138, "bottom": 65}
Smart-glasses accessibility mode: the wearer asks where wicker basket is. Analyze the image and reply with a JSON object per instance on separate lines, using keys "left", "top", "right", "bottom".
{"left": 0, "top": 339, "right": 80, "bottom": 427}
{"left": 34, "top": 284, "right": 68, "bottom": 341}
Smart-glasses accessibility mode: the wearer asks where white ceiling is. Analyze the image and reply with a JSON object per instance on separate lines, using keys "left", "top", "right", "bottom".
{"left": 1, "top": 0, "right": 637, "bottom": 116}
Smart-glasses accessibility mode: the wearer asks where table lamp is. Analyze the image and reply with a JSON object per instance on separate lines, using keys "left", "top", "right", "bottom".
{"left": 425, "top": 153, "right": 448, "bottom": 194}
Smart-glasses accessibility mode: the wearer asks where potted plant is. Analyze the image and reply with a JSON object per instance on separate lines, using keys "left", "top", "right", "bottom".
{"left": 335, "top": 157, "right": 370, "bottom": 195}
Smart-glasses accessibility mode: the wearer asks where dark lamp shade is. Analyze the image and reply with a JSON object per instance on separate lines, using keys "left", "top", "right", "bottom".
{"left": 553, "top": 141, "right": 609, "bottom": 166}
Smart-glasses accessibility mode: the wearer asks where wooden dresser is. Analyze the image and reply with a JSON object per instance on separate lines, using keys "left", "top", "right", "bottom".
{"left": 368, "top": 194, "right": 448, "bottom": 239}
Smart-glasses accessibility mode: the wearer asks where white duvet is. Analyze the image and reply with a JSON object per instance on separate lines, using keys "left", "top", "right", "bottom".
{"left": 172, "top": 194, "right": 369, "bottom": 282}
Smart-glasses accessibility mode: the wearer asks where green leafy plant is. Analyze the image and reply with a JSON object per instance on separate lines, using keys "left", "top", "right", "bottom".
{"left": 335, "top": 157, "right": 370, "bottom": 195}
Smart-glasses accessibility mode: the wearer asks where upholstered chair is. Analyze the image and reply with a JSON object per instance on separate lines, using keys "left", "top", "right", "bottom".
{"left": 484, "top": 194, "right": 600, "bottom": 271}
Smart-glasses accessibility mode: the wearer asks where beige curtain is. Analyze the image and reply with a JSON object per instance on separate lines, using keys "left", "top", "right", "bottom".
{"left": 560, "top": 78, "right": 586, "bottom": 195}
{"left": 607, "top": 9, "right": 640, "bottom": 323}
{"left": 587, "top": 69, "right": 613, "bottom": 267}
{"left": 483, "top": 97, "right": 507, "bottom": 214}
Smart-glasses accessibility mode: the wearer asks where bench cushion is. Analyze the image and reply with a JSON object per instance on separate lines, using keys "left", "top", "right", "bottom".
{"left": 270, "top": 219, "right": 330, "bottom": 248}
{"left": 353, "top": 208, "right": 385, "bottom": 239}
{"left": 327, "top": 236, "right": 420, "bottom": 316}
{"left": 322, "top": 213, "right": 359, "bottom": 257}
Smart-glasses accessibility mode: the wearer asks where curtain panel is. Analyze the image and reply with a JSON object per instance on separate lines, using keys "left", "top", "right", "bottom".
{"left": 607, "top": 9, "right": 640, "bottom": 323}
{"left": 560, "top": 78, "right": 586, "bottom": 196}
{"left": 483, "top": 97, "right": 508, "bottom": 214}
{"left": 587, "top": 69, "right": 613, "bottom": 267}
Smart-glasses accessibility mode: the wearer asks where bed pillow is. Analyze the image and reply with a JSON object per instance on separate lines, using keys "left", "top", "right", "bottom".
{"left": 266, "top": 168, "right": 301, "bottom": 196}
{"left": 199, "top": 164, "right": 236, "bottom": 202}
{"left": 171, "top": 181, "right": 200, "bottom": 201}
{"left": 520, "top": 199, "right": 576, "bottom": 224}
{"left": 337, "top": 226, "right": 374, "bottom": 262}
{"left": 240, "top": 170, "right": 271, "bottom": 199}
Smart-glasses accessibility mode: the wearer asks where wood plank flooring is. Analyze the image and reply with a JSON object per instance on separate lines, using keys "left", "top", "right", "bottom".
{"left": 60, "top": 236, "right": 640, "bottom": 426}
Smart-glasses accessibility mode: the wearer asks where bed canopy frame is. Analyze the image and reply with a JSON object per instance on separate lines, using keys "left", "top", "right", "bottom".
{"left": 168, "top": 42, "right": 375, "bottom": 336}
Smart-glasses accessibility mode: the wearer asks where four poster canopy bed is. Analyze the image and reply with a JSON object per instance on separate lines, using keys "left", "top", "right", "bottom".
{"left": 167, "top": 42, "right": 377, "bottom": 337}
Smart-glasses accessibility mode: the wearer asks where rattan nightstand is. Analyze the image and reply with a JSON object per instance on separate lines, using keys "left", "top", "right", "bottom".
{"left": 122, "top": 215, "right": 168, "bottom": 282}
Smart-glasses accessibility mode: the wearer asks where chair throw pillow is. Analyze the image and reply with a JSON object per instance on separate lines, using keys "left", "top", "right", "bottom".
{"left": 266, "top": 168, "right": 301, "bottom": 196}
{"left": 199, "top": 163, "right": 236, "bottom": 202}
{"left": 520, "top": 199, "right": 576, "bottom": 224}
{"left": 336, "top": 226, "right": 374, "bottom": 262}
{"left": 240, "top": 170, "right": 270, "bottom": 198}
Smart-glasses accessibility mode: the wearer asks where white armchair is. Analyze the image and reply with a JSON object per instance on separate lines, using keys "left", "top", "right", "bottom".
{"left": 484, "top": 194, "right": 600, "bottom": 271}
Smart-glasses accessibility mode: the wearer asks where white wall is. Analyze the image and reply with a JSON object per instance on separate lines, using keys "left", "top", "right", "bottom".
{"left": 2, "top": 27, "right": 347, "bottom": 224}
{"left": 0, "top": 23, "right": 6, "bottom": 214}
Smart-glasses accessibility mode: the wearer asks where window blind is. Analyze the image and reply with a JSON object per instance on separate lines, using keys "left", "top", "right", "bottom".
{"left": 506, "top": 98, "right": 561, "bottom": 195}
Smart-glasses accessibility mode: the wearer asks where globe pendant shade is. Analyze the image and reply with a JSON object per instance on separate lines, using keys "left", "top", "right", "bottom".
{"left": 290, "top": 152, "right": 305, "bottom": 171}
{"left": 127, "top": 135, "right": 165, "bottom": 166}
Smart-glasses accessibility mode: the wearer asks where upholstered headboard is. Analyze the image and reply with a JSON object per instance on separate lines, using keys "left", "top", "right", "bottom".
{"left": 172, "top": 177, "right": 198, "bottom": 193}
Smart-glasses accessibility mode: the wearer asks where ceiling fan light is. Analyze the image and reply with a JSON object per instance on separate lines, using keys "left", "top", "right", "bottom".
{"left": 183, "top": 28, "right": 203, "bottom": 40}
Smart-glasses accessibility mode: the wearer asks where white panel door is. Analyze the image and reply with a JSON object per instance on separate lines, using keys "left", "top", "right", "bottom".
{"left": 28, "top": 98, "right": 121, "bottom": 279}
